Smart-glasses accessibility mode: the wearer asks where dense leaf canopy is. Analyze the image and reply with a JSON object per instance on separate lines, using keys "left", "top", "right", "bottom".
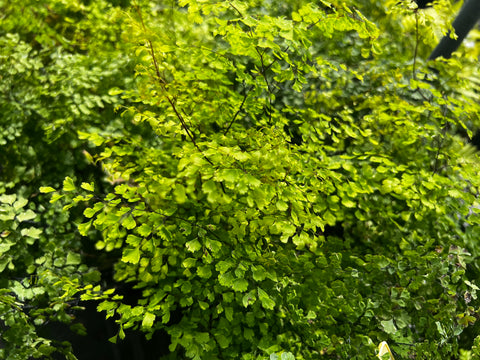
{"left": 2, "top": 0, "right": 480, "bottom": 359}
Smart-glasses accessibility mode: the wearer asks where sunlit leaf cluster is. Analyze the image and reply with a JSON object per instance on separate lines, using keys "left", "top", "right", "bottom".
{"left": 3, "top": 0, "right": 480, "bottom": 359}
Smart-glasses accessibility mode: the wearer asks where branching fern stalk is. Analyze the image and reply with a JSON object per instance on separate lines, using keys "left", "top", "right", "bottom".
{"left": 133, "top": 3, "right": 214, "bottom": 166}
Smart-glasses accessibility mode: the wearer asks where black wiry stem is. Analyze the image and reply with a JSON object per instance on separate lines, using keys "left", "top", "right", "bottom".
{"left": 413, "top": 10, "right": 419, "bottom": 79}
{"left": 224, "top": 86, "right": 251, "bottom": 135}
{"left": 134, "top": 4, "right": 213, "bottom": 165}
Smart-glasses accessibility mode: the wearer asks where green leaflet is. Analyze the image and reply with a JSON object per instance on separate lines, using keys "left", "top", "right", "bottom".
{"left": 142, "top": 312, "right": 156, "bottom": 329}
{"left": 122, "top": 215, "right": 136, "bottom": 230}
{"left": 232, "top": 278, "right": 249, "bottom": 292}
{"left": 62, "top": 177, "right": 76, "bottom": 192}
{"left": 122, "top": 248, "right": 141, "bottom": 265}
{"left": 258, "top": 287, "right": 275, "bottom": 310}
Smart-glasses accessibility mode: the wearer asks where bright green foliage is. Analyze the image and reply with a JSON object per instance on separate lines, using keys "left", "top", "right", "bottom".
{"left": 0, "top": 190, "right": 105, "bottom": 359}
{"left": 4, "top": 0, "right": 480, "bottom": 359}
{"left": 0, "top": 0, "right": 138, "bottom": 358}
{"left": 49, "top": 0, "right": 480, "bottom": 359}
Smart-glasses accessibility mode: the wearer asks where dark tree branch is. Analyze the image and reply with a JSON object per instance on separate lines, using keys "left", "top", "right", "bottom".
{"left": 413, "top": 11, "right": 420, "bottom": 78}
{"left": 429, "top": 0, "right": 480, "bottom": 60}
